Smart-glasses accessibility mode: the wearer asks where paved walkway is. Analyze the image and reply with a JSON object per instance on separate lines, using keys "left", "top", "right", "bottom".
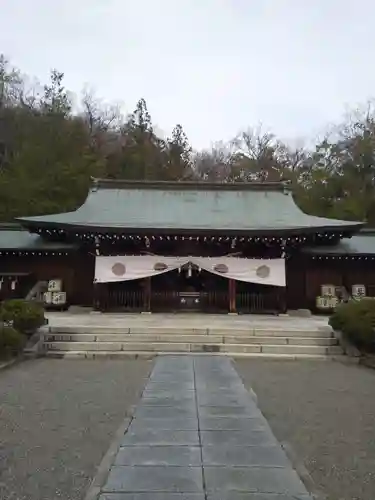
{"left": 98, "top": 356, "right": 313, "bottom": 499}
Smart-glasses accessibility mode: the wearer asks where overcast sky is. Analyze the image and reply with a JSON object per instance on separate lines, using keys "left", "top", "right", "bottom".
{"left": 1, "top": 0, "right": 374, "bottom": 149}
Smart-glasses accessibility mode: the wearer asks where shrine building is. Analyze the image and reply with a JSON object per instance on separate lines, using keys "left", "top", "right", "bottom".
{"left": 0, "top": 178, "right": 373, "bottom": 314}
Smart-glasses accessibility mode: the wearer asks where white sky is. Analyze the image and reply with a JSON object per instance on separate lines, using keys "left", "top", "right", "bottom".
{"left": 1, "top": 0, "right": 374, "bottom": 149}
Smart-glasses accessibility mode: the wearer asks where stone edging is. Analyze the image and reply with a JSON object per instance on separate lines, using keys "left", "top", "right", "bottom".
{"left": 281, "top": 441, "right": 327, "bottom": 500}
{"left": 332, "top": 330, "right": 361, "bottom": 358}
{"left": 0, "top": 356, "right": 22, "bottom": 372}
{"left": 359, "top": 355, "right": 375, "bottom": 370}
{"left": 83, "top": 416, "right": 133, "bottom": 500}
{"left": 332, "top": 330, "right": 375, "bottom": 367}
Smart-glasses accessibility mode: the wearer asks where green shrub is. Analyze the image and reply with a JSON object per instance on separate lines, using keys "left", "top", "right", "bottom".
{"left": 0, "top": 299, "right": 45, "bottom": 337}
{"left": 329, "top": 298, "right": 375, "bottom": 352}
{"left": 0, "top": 326, "right": 26, "bottom": 358}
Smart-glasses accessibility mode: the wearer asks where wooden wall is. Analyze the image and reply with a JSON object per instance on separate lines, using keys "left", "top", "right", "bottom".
{"left": 0, "top": 252, "right": 95, "bottom": 306}
{"left": 2, "top": 250, "right": 375, "bottom": 311}
{"left": 286, "top": 254, "right": 375, "bottom": 311}
{"left": 285, "top": 256, "right": 306, "bottom": 310}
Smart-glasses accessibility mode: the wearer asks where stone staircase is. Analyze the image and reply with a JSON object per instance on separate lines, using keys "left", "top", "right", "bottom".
{"left": 40, "top": 322, "right": 343, "bottom": 359}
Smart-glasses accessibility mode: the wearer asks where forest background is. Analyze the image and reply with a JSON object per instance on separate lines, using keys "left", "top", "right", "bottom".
{"left": 1, "top": 55, "right": 375, "bottom": 225}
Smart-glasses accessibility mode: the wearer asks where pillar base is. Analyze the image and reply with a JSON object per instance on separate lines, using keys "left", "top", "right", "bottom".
{"left": 287, "top": 309, "right": 312, "bottom": 318}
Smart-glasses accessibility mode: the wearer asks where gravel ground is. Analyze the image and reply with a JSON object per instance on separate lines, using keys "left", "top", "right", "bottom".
{"left": 0, "top": 358, "right": 152, "bottom": 500}
{"left": 236, "top": 359, "right": 375, "bottom": 500}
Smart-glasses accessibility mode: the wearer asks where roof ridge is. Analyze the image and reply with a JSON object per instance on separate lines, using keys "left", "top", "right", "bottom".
{"left": 90, "top": 177, "right": 291, "bottom": 192}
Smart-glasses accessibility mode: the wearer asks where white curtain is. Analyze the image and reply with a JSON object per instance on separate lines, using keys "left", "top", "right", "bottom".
{"left": 94, "top": 255, "right": 190, "bottom": 283}
{"left": 94, "top": 255, "right": 285, "bottom": 287}
{"left": 193, "top": 257, "right": 285, "bottom": 287}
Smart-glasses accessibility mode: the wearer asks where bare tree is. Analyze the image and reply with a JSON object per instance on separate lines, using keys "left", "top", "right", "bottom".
{"left": 192, "top": 141, "right": 234, "bottom": 181}
{"left": 229, "top": 126, "right": 282, "bottom": 181}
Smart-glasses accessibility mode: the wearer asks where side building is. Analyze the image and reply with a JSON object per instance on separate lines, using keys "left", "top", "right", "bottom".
{"left": 0, "top": 178, "right": 371, "bottom": 313}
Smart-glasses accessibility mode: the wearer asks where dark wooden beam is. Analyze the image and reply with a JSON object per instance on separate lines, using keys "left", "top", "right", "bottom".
{"left": 229, "top": 279, "right": 236, "bottom": 313}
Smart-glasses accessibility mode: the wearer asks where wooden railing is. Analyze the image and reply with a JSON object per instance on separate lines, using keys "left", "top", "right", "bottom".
{"left": 100, "top": 288, "right": 144, "bottom": 312}
{"left": 151, "top": 291, "right": 181, "bottom": 312}
{"left": 150, "top": 291, "right": 230, "bottom": 313}
{"left": 236, "top": 291, "right": 282, "bottom": 314}
{"left": 99, "top": 286, "right": 283, "bottom": 314}
{"left": 201, "top": 291, "right": 229, "bottom": 313}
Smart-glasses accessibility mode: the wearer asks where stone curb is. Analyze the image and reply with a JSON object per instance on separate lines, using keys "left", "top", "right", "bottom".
{"left": 248, "top": 387, "right": 258, "bottom": 404}
{"left": 281, "top": 441, "right": 327, "bottom": 500}
{"left": 359, "top": 355, "right": 375, "bottom": 370}
{"left": 230, "top": 358, "right": 259, "bottom": 404}
{"left": 83, "top": 416, "right": 132, "bottom": 500}
{"left": 0, "top": 357, "right": 20, "bottom": 372}
{"left": 0, "top": 354, "right": 46, "bottom": 373}
{"left": 83, "top": 369, "right": 153, "bottom": 500}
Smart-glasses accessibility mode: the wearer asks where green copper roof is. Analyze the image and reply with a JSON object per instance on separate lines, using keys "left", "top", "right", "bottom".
{"left": 17, "top": 179, "right": 363, "bottom": 235}
{"left": 0, "top": 226, "right": 77, "bottom": 251}
{"left": 304, "top": 233, "right": 375, "bottom": 255}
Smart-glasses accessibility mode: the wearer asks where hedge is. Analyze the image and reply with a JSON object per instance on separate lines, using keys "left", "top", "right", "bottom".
{"left": 0, "top": 299, "right": 45, "bottom": 337}
{"left": 0, "top": 326, "right": 26, "bottom": 359}
{"left": 329, "top": 298, "right": 375, "bottom": 353}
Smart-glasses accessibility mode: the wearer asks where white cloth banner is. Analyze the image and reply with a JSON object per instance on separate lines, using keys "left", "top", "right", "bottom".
{"left": 193, "top": 257, "right": 285, "bottom": 287}
{"left": 94, "top": 255, "right": 190, "bottom": 283}
{"left": 94, "top": 255, "right": 285, "bottom": 287}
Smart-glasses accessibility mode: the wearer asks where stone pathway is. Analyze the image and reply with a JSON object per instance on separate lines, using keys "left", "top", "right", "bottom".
{"left": 98, "top": 356, "right": 313, "bottom": 499}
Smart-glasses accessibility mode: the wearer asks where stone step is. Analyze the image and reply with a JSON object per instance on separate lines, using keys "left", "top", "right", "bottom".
{"left": 45, "top": 350, "right": 346, "bottom": 361}
{"left": 42, "top": 332, "right": 337, "bottom": 346}
{"left": 45, "top": 326, "right": 208, "bottom": 335}
{"left": 42, "top": 325, "right": 334, "bottom": 338}
{"left": 43, "top": 340, "right": 342, "bottom": 356}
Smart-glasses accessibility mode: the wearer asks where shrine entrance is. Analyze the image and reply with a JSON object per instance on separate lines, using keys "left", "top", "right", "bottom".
{"left": 150, "top": 264, "right": 228, "bottom": 313}
{"left": 94, "top": 256, "right": 286, "bottom": 314}
{"left": 97, "top": 272, "right": 284, "bottom": 314}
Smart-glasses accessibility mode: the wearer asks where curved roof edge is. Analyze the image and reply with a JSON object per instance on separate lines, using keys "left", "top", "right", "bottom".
{"left": 15, "top": 178, "right": 364, "bottom": 236}
{"left": 16, "top": 220, "right": 363, "bottom": 237}
{"left": 0, "top": 229, "right": 77, "bottom": 251}
{"left": 304, "top": 232, "right": 375, "bottom": 255}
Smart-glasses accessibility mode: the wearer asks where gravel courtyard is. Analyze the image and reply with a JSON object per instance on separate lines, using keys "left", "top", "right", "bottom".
{"left": 2, "top": 357, "right": 374, "bottom": 500}
{"left": 236, "top": 359, "right": 375, "bottom": 500}
{"left": 0, "top": 358, "right": 152, "bottom": 500}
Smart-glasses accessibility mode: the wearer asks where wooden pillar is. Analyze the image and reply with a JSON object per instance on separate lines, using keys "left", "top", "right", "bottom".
{"left": 143, "top": 277, "right": 151, "bottom": 312}
{"left": 279, "top": 286, "right": 287, "bottom": 314}
{"left": 229, "top": 278, "right": 236, "bottom": 313}
{"left": 93, "top": 282, "right": 101, "bottom": 311}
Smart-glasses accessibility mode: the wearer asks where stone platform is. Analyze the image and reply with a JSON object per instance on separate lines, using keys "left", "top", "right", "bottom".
{"left": 41, "top": 312, "right": 342, "bottom": 359}
{"left": 96, "top": 355, "right": 313, "bottom": 499}
{"left": 45, "top": 311, "right": 329, "bottom": 331}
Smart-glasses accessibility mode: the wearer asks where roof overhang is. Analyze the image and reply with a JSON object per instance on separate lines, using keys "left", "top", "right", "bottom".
{"left": 15, "top": 179, "right": 364, "bottom": 239}
{"left": 17, "top": 219, "right": 364, "bottom": 237}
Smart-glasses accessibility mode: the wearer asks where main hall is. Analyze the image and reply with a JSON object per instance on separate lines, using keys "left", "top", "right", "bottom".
{"left": 0, "top": 178, "right": 373, "bottom": 314}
